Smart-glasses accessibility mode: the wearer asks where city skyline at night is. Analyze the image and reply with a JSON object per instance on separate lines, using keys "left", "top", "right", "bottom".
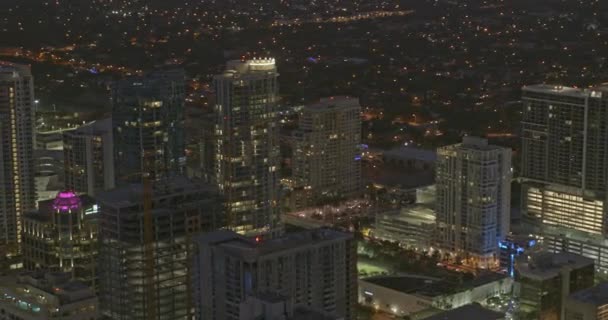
{"left": 1, "top": 0, "right": 608, "bottom": 319}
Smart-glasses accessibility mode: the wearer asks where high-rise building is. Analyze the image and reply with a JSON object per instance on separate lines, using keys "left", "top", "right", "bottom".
{"left": 565, "top": 282, "right": 608, "bottom": 320}
{"left": 521, "top": 85, "right": 608, "bottom": 233}
{"left": 63, "top": 118, "right": 114, "bottom": 196}
{"left": 0, "top": 62, "right": 36, "bottom": 254}
{"left": 112, "top": 69, "right": 186, "bottom": 185}
{"left": 515, "top": 251, "right": 594, "bottom": 320}
{"left": 97, "top": 177, "right": 222, "bottom": 320}
{"left": 193, "top": 229, "right": 357, "bottom": 320}
{"left": 291, "top": 96, "right": 362, "bottom": 209}
{"left": 213, "top": 58, "right": 281, "bottom": 236}
{"left": 0, "top": 271, "right": 99, "bottom": 320}
{"left": 435, "top": 137, "right": 512, "bottom": 267}
{"left": 22, "top": 191, "right": 99, "bottom": 288}
{"left": 521, "top": 84, "right": 608, "bottom": 272}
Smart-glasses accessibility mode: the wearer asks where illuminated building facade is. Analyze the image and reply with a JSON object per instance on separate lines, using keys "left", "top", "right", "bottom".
{"left": 213, "top": 59, "right": 281, "bottom": 236}
{"left": 291, "top": 97, "right": 362, "bottom": 209}
{"left": 435, "top": 137, "right": 512, "bottom": 267}
{"left": 193, "top": 229, "right": 357, "bottom": 320}
{"left": 373, "top": 206, "right": 435, "bottom": 250}
{"left": 63, "top": 118, "right": 114, "bottom": 196}
{"left": 0, "top": 63, "right": 36, "bottom": 254}
{"left": 521, "top": 85, "right": 608, "bottom": 272}
{"left": 21, "top": 191, "right": 99, "bottom": 288}
{"left": 112, "top": 69, "right": 186, "bottom": 185}
{"left": 0, "top": 271, "right": 98, "bottom": 320}
{"left": 97, "top": 177, "right": 222, "bottom": 320}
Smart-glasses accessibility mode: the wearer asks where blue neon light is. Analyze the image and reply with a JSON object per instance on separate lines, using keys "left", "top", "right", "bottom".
{"left": 510, "top": 253, "right": 515, "bottom": 278}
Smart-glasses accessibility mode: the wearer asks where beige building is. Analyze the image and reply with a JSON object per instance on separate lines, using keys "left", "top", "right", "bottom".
{"left": 291, "top": 96, "right": 362, "bottom": 209}
{"left": 193, "top": 229, "right": 357, "bottom": 320}
{"left": 565, "top": 282, "right": 608, "bottom": 320}
{"left": 0, "top": 271, "right": 98, "bottom": 320}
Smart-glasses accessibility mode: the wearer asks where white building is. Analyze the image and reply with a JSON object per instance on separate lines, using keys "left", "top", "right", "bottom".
{"left": 193, "top": 229, "right": 357, "bottom": 320}
{"left": 0, "top": 271, "right": 98, "bottom": 320}
{"left": 213, "top": 59, "right": 281, "bottom": 237}
{"left": 373, "top": 205, "right": 435, "bottom": 250}
{"left": 359, "top": 273, "right": 512, "bottom": 317}
{"left": 63, "top": 118, "right": 114, "bottom": 196}
{"left": 435, "top": 137, "right": 512, "bottom": 267}
{"left": 0, "top": 62, "right": 36, "bottom": 253}
{"left": 291, "top": 96, "right": 362, "bottom": 209}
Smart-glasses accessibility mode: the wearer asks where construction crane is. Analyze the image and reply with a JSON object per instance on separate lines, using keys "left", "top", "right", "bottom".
{"left": 142, "top": 172, "right": 156, "bottom": 320}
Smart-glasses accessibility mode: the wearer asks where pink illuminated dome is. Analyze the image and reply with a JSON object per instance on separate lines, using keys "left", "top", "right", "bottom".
{"left": 53, "top": 191, "right": 82, "bottom": 212}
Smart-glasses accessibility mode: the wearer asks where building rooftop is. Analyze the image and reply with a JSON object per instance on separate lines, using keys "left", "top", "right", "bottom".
{"left": 568, "top": 282, "right": 608, "bottom": 306}
{"left": 382, "top": 146, "right": 437, "bottom": 162}
{"left": 305, "top": 96, "right": 360, "bottom": 111}
{"left": 67, "top": 118, "right": 112, "bottom": 136}
{"left": 424, "top": 303, "right": 504, "bottom": 320}
{"left": 361, "top": 275, "right": 448, "bottom": 298}
{"left": 96, "top": 176, "right": 217, "bottom": 209}
{"left": 378, "top": 205, "right": 436, "bottom": 226}
{"left": 24, "top": 193, "right": 97, "bottom": 223}
{"left": 0, "top": 271, "right": 96, "bottom": 306}
{"left": 516, "top": 251, "right": 594, "bottom": 280}
{"left": 0, "top": 61, "right": 31, "bottom": 78}
{"left": 196, "top": 228, "right": 352, "bottom": 259}
{"left": 217, "top": 58, "right": 278, "bottom": 79}
{"left": 522, "top": 84, "right": 589, "bottom": 97}
{"left": 362, "top": 273, "right": 508, "bottom": 298}
{"left": 292, "top": 307, "right": 338, "bottom": 320}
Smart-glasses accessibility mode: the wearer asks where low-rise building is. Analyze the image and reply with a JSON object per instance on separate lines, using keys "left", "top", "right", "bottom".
{"left": 565, "top": 282, "right": 608, "bottom": 320}
{"left": 372, "top": 205, "right": 435, "bottom": 250}
{"left": 22, "top": 191, "right": 99, "bottom": 288}
{"left": 358, "top": 273, "right": 512, "bottom": 317}
{"left": 516, "top": 251, "right": 595, "bottom": 320}
{"left": 0, "top": 271, "right": 98, "bottom": 320}
{"left": 382, "top": 147, "right": 437, "bottom": 171}
{"left": 424, "top": 303, "right": 505, "bottom": 320}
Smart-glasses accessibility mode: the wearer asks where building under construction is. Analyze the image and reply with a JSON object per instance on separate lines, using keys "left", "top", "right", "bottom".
{"left": 96, "top": 177, "right": 223, "bottom": 320}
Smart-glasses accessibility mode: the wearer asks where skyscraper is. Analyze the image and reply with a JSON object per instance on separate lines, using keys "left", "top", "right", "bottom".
{"left": 97, "top": 177, "right": 222, "bottom": 320}
{"left": 213, "top": 58, "right": 281, "bottom": 237}
{"left": 192, "top": 228, "right": 357, "bottom": 320}
{"left": 0, "top": 62, "right": 36, "bottom": 254}
{"left": 521, "top": 84, "right": 608, "bottom": 272}
{"left": 63, "top": 118, "right": 114, "bottom": 196}
{"left": 435, "top": 137, "right": 512, "bottom": 267}
{"left": 112, "top": 69, "right": 186, "bottom": 185}
{"left": 291, "top": 96, "right": 362, "bottom": 209}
